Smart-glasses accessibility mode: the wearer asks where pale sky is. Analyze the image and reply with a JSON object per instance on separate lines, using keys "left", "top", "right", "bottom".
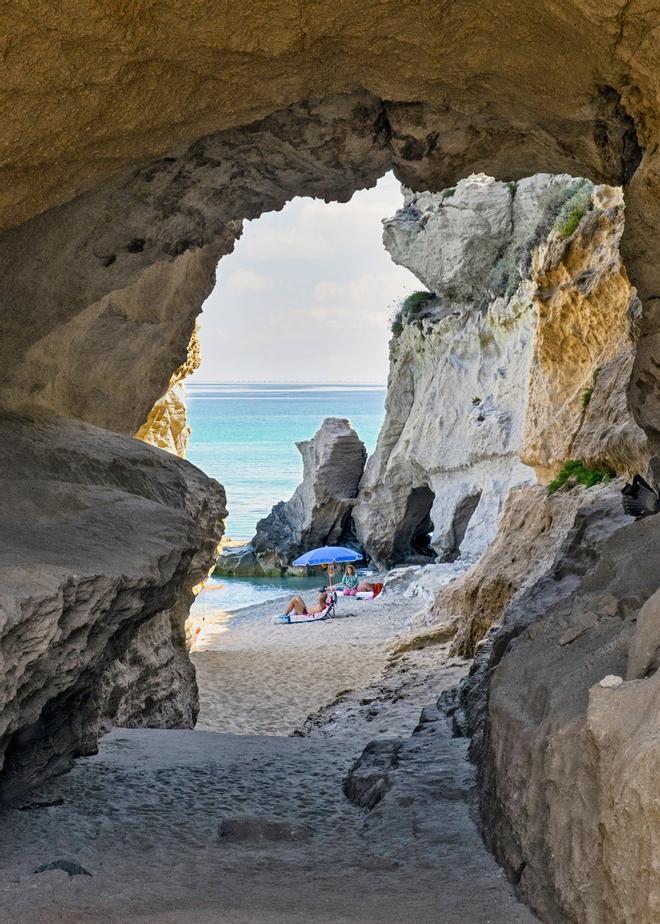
{"left": 190, "top": 172, "right": 418, "bottom": 384}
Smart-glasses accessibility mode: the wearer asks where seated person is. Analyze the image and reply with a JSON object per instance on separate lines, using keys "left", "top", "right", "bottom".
{"left": 339, "top": 564, "right": 360, "bottom": 596}
{"left": 284, "top": 591, "right": 329, "bottom": 617}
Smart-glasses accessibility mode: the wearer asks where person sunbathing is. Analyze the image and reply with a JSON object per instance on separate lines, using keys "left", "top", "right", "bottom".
{"left": 356, "top": 579, "right": 384, "bottom": 597}
{"left": 284, "top": 591, "right": 329, "bottom": 617}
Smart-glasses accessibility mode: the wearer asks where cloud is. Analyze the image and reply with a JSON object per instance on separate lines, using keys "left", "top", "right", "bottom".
{"left": 223, "top": 268, "right": 273, "bottom": 294}
{"left": 192, "top": 172, "right": 419, "bottom": 384}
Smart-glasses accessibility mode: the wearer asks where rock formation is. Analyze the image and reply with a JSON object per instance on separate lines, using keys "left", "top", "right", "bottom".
{"left": 0, "top": 413, "right": 226, "bottom": 796}
{"left": 522, "top": 183, "right": 648, "bottom": 479}
{"left": 354, "top": 174, "right": 645, "bottom": 569}
{"left": 136, "top": 324, "right": 201, "bottom": 458}
{"left": 2, "top": 8, "right": 660, "bottom": 921}
{"left": 218, "top": 418, "right": 366, "bottom": 575}
{"left": 440, "top": 483, "right": 660, "bottom": 922}
{"left": 0, "top": 6, "right": 658, "bottom": 454}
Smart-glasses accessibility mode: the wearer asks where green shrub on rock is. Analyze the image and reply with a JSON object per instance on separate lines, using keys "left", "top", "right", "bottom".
{"left": 547, "top": 459, "right": 615, "bottom": 494}
{"left": 554, "top": 181, "right": 593, "bottom": 239}
{"left": 390, "top": 289, "right": 435, "bottom": 336}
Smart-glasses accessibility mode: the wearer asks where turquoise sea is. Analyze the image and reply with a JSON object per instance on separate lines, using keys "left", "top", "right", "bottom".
{"left": 186, "top": 382, "right": 386, "bottom": 539}
{"left": 186, "top": 382, "right": 385, "bottom": 611}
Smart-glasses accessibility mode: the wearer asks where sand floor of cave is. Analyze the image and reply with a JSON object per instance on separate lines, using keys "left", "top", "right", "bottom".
{"left": 0, "top": 595, "right": 536, "bottom": 923}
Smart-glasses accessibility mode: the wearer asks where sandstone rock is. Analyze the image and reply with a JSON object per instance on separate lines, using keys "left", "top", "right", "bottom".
{"left": 354, "top": 176, "right": 551, "bottom": 567}
{"left": 522, "top": 194, "right": 648, "bottom": 479}
{"left": 219, "top": 418, "right": 366, "bottom": 576}
{"left": 0, "top": 413, "right": 226, "bottom": 795}
{"left": 0, "top": 82, "right": 653, "bottom": 451}
{"left": 356, "top": 175, "right": 646, "bottom": 577}
{"left": 426, "top": 483, "right": 625, "bottom": 657}
{"left": 444, "top": 489, "right": 660, "bottom": 923}
{"left": 214, "top": 543, "right": 265, "bottom": 578}
{"left": 1, "top": 12, "right": 659, "bottom": 919}
{"left": 136, "top": 324, "right": 201, "bottom": 458}
{"left": 343, "top": 738, "right": 402, "bottom": 809}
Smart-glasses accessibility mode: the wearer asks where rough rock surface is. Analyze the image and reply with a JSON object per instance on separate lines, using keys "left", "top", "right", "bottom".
{"left": 136, "top": 324, "right": 201, "bottom": 458}
{"left": 354, "top": 175, "right": 548, "bottom": 566}
{"left": 218, "top": 418, "right": 366, "bottom": 575}
{"left": 354, "top": 174, "right": 645, "bottom": 569}
{"left": 0, "top": 413, "right": 226, "bottom": 795}
{"left": 1, "top": 9, "right": 660, "bottom": 920}
{"left": 522, "top": 184, "right": 647, "bottom": 478}
{"left": 441, "top": 484, "right": 660, "bottom": 922}
{"left": 425, "top": 483, "right": 620, "bottom": 656}
{"left": 0, "top": 83, "right": 653, "bottom": 447}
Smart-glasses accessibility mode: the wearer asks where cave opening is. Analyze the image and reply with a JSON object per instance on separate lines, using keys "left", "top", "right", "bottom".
{"left": 443, "top": 491, "right": 483, "bottom": 563}
{"left": 0, "top": 51, "right": 655, "bottom": 922}
{"left": 182, "top": 171, "right": 417, "bottom": 545}
{"left": 390, "top": 484, "right": 437, "bottom": 566}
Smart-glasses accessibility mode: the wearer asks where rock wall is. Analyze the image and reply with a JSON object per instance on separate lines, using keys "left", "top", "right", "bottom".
{"left": 441, "top": 485, "right": 660, "bottom": 923}
{"left": 1, "top": 9, "right": 660, "bottom": 917}
{"left": 218, "top": 418, "right": 366, "bottom": 576}
{"left": 1, "top": 4, "right": 659, "bottom": 454}
{"left": 354, "top": 174, "right": 646, "bottom": 569}
{"left": 0, "top": 413, "right": 226, "bottom": 796}
{"left": 136, "top": 324, "right": 201, "bottom": 458}
{"left": 522, "top": 184, "right": 647, "bottom": 479}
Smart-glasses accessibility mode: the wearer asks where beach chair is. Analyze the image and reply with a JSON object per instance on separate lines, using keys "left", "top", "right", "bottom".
{"left": 272, "top": 591, "right": 336, "bottom": 625}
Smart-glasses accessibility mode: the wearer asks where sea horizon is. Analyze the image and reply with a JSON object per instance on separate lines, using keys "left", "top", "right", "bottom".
{"left": 185, "top": 380, "right": 386, "bottom": 539}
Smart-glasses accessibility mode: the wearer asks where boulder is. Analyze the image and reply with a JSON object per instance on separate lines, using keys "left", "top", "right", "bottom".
{"left": 0, "top": 413, "right": 226, "bottom": 796}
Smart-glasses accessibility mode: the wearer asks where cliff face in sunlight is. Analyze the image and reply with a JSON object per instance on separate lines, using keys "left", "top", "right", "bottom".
{"left": 354, "top": 175, "right": 647, "bottom": 571}
{"left": 136, "top": 324, "right": 201, "bottom": 458}
{"left": 522, "top": 184, "right": 648, "bottom": 480}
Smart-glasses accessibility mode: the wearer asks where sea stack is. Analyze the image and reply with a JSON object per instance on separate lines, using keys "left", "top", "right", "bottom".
{"left": 217, "top": 417, "right": 366, "bottom": 576}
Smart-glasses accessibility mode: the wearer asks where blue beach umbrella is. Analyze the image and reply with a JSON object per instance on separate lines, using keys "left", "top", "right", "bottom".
{"left": 292, "top": 546, "right": 363, "bottom": 567}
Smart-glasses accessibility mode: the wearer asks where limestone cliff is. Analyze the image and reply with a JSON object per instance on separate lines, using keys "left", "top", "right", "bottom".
{"left": 1, "top": 10, "right": 660, "bottom": 921}
{"left": 218, "top": 418, "right": 366, "bottom": 576}
{"left": 355, "top": 175, "right": 646, "bottom": 570}
{"left": 0, "top": 414, "right": 226, "bottom": 795}
{"left": 136, "top": 324, "right": 201, "bottom": 458}
{"left": 522, "top": 184, "right": 648, "bottom": 479}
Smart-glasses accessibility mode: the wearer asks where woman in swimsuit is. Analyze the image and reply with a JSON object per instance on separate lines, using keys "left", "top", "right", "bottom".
{"left": 283, "top": 591, "right": 328, "bottom": 617}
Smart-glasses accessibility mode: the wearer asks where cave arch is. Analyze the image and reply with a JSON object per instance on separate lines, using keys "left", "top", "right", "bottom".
{"left": 390, "top": 484, "right": 437, "bottom": 566}
{"left": 443, "top": 491, "right": 483, "bottom": 563}
{"left": 0, "top": 82, "right": 654, "bottom": 450}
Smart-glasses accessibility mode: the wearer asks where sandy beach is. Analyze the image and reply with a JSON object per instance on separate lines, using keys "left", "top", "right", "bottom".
{"left": 190, "top": 591, "right": 418, "bottom": 735}
{"left": 0, "top": 588, "right": 537, "bottom": 923}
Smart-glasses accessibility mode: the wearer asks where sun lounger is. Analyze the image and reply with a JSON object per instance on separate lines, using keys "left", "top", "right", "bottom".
{"left": 272, "top": 596, "right": 335, "bottom": 625}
